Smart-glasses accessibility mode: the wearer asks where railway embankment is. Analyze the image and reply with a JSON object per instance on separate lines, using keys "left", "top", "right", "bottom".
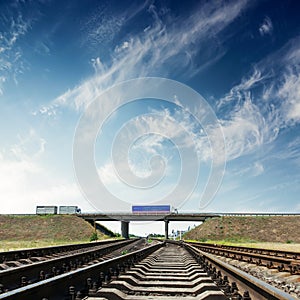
{"left": 184, "top": 216, "right": 300, "bottom": 245}
{"left": 0, "top": 214, "right": 111, "bottom": 250}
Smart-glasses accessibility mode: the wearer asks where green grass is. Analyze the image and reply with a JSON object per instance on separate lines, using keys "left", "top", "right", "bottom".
{"left": 185, "top": 238, "right": 259, "bottom": 245}
{"left": 184, "top": 216, "right": 300, "bottom": 249}
{"left": 0, "top": 214, "right": 114, "bottom": 251}
{"left": 0, "top": 239, "right": 94, "bottom": 251}
{"left": 184, "top": 239, "right": 300, "bottom": 251}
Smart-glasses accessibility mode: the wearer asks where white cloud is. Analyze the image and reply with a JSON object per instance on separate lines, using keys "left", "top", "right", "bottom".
{"left": 97, "top": 158, "right": 209, "bottom": 211}
{"left": 27, "top": 4, "right": 246, "bottom": 211}
{"left": 259, "top": 16, "right": 273, "bottom": 36}
{"left": 112, "top": 108, "right": 212, "bottom": 164}
{"left": 98, "top": 160, "right": 175, "bottom": 206}
{"left": 5, "top": 14, "right": 32, "bottom": 48}
{"left": 129, "top": 110, "right": 198, "bottom": 148}
{"left": 0, "top": 130, "right": 89, "bottom": 213}
{"left": 284, "top": 40, "right": 300, "bottom": 64}
{"left": 0, "top": 131, "right": 44, "bottom": 212}
{"left": 271, "top": 137, "right": 300, "bottom": 166}
{"left": 96, "top": 91, "right": 273, "bottom": 172}
{"left": 277, "top": 70, "right": 300, "bottom": 123}
{"left": 11, "top": 128, "right": 46, "bottom": 160}
{"left": 218, "top": 93, "right": 278, "bottom": 161}
{"left": 80, "top": 3, "right": 127, "bottom": 49}
{"left": 80, "top": 1, "right": 150, "bottom": 51}
{"left": 272, "top": 37, "right": 300, "bottom": 124}
{"left": 98, "top": 162, "right": 119, "bottom": 186}
{"left": 229, "top": 161, "right": 264, "bottom": 178}
{"left": 100, "top": 111, "right": 181, "bottom": 183}
{"left": 30, "top": 183, "right": 81, "bottom": 206}
{"left": 252, "top": 161, "right": 264, "bottom": 176}
{"left": 42, "top": 0, "right": 249, "bottom": 114}
{"left": 218, "top": 68, "right": 266, "bottom": 107}
{"left": 115, "top": 41, "right": 130, "bottom": 53}
{"left": 0, "top": 6, "right": 34, "bottom": 94}
{"left": 0, "top": 76, "right": 6, "bottom": 95}
{"left": 216, "top": 36, "right": 300, "bottom": 164}
{"left": 96, "top": 108, "right": 212, "bottom": 208}
{"left": 90, "top": 57, "right": 107, "bottom": 74}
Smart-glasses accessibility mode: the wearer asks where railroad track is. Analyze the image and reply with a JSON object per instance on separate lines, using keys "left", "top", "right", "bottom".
{"left": 90, "top": 242, "right": 297, "bottom": 300}
{"left": 0, "top": 238, "right": 149, "bottom": 298}
{"left": 0, "top": 240, "right": 297, "bottom": 299}
{"left": 0, "top": 239, "right": 128, "bottom": 264}
{"left": 184, "top": 242, "right": 298, "bottom": 300}
{"left": 186, "top": 242, "right": 300, "bottom": 274}
{"left": 90, "top": 241, "right": 226, "bottom": 300}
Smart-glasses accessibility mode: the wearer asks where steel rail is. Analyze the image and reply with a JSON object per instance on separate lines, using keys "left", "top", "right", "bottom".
{"left": 188, "top": 241, "right": 300, "bottom": 259}
{"left": 187, "top": 242, "right": 300, "bottom": 273}
{"left": 0, "top": 239, "right": 124, "bottom": 264}
{"left": 0, "top": 239, "right": 138, "bottom": 293}
{"left": 0, "top": 241, "right": 163, "bottom": 300}
{"left": 184, "top": 243, "right": 297, "bottom": 300}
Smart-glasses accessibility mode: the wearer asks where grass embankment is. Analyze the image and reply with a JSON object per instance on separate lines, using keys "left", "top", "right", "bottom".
{"left": 0, "top": 214, "right": 110, "bottom": 251}
{"left": 184, "top": 216, "right": 300, "bottom": 251}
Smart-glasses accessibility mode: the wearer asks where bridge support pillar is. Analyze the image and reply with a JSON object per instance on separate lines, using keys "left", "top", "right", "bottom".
{"left": 121, "top": 221, "right": 129, "bottom": 239}
{"left": 164, "top": 220, "right": 169, "bottom": 240}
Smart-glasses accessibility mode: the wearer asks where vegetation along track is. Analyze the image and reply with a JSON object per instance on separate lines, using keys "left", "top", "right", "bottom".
{"left": 0, "top": 240, "right": 297, "bottom": 300}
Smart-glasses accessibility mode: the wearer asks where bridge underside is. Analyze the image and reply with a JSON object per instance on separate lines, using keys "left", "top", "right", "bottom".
{"left": 78, "top": 212, "right": 300, "bottom": 239}
{"left": 79, "top": 213, "right": 220, "bottom": 222}
{"left": 79, "top": 213, "right": 220, "bottom": 239}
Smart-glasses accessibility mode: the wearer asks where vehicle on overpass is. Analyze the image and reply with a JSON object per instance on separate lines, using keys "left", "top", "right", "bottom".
{"left": 132, "top": 205, "right": 171, "bottom": 214}
{"left": 36, "top": 206, "right": 58, "bottom": 215}
{"left": 59, "top": 206, "right": 81, "bottom": 214}
{"left": 36, "top": 205, "right": 81, "bottom": 215}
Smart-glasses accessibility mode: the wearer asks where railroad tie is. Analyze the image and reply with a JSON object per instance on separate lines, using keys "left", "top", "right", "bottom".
{"left": 86, "top": 244, "right": 226, "bottom": 299}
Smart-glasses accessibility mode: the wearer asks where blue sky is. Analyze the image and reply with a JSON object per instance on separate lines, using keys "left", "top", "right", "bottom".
{"left": 0, "top": 0, "right": 300, "bottom": 234}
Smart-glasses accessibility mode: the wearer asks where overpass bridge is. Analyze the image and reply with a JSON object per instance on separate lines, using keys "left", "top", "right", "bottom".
{"left": 79, "top": 213, "right": 221, "bottom": 239}
{"left": 79, "top": 212, "right": 300, "bottom": 239}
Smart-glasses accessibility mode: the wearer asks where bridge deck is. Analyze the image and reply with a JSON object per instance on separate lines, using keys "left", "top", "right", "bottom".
{"left": 78, "top": 212, "right": 300, "bottom": 222}
{"left": 79, "top": 213, "right": 220, "bottom": 222}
